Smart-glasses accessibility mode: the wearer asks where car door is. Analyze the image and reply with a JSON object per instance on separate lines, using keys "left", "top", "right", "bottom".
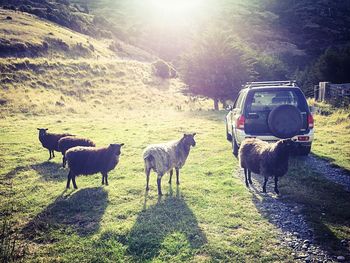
{"left": 230, "top": 91, "right": 246, "bottom": 137}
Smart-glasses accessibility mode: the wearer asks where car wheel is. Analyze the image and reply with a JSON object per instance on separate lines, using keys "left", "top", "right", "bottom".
{"left": 226, "top": 122, "right": 232, "bottom": 142}
{"left": 232, "top": 137, "right": 239, "bottom": 157}
{"left": 298, "top": 145, "right": 311, "bottom": 156}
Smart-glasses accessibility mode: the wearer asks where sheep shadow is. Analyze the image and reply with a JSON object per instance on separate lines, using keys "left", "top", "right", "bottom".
{"left": 4, "top": 162, "right": 66, "bottom": 182}
{"left": 31, "top": 161, "right": 66, "bottom": 181}
{"left": 22, "top": 187, "right": 108, "bottom": 242}
{"left": 241, "top": 158, "right": 350, "bottom": 258}
{"left": 127, "top": 185, "right": 207, "bottom": 261}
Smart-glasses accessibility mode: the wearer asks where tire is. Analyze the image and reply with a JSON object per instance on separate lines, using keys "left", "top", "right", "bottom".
{"left": 226, "top": 122, "right": 232, "bottom": 142}
{"left": 298, "top": 145, "right": 311, "bottom": 156}
{"left": 232, "top": 137, "right": 239, "bottom": 157}
{"left": 268, "top": 105, "right": 302, "bottom": 139}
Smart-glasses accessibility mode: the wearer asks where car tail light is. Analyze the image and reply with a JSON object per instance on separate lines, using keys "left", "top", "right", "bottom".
{"left": 298, "top": 136, "right": 310, "bottom": 141}
{"left": 236, "top": 115, "right": 245, "bottom": 130}
{"left": 308, "top": 114, "right": 314, "bottom": 129}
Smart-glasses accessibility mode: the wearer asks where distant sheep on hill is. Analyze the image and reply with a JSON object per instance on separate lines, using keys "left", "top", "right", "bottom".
{"left": 239, "top": 138, "right": 296, "bottom": 194}
{"left": 143, "top": 133, "right": 196, "bottom": 195}
{"left": 58, "top": 136, "right": 95, "bottom": 168}
{"left": 65, "top": 143, "right": 124, "bottom": 189}
{"left": 37, "top": 128, "right": 72, "bottom": 160}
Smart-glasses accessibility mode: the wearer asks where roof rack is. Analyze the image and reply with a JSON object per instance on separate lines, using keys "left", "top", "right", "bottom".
{"left": 244, "top": 80, "right": 297, "bottom": 88}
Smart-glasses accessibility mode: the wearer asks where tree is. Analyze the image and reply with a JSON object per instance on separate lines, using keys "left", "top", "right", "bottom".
{"left": 181, "top": 30, "right": 254, "bottom": 110}
{"left": 295, "top": 45, "right": 350, "bottom": 94}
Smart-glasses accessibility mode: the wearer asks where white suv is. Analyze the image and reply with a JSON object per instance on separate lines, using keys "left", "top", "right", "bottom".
{"left": 226, "top": 81, "right": 314, "bottom": 156}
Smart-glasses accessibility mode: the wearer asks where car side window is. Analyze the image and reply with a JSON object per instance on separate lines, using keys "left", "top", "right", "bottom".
{"left": 234, "top": 92, "right": 244, "bottom": 109}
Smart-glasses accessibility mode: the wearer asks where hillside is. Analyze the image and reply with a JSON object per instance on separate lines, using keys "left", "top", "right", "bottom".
{"left": 0, "top": 9, "right": 210, "bottom": 118}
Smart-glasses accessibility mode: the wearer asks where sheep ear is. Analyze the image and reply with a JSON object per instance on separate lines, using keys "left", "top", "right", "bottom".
{"left": 192, "top": 133, "right": 196, "bottom": 136}
{"left": 120, "top": 143, "right": 124, "bottom": 147}
{"left": 45, "top": 128, "right": 48, "bottom": 131}
{"left": 37, "top": 128, "right": 40, "bottom": 130}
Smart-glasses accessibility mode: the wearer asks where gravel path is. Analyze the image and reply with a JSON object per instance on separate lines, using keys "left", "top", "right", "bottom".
{"left": 238, "top": 155, "right": 350, "bottom": 262}
{"left": 307, "top": 154, "right": 350, "bottom": 192}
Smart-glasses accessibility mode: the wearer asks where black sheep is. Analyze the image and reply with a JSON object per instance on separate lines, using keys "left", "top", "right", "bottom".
{"left": 37, "top": 128, "right": 72, "bottom": 160}
{"left": 65, "top": 143, "right": 124, "bottom": 189}
{"left": 58, "top": 136, "right": 96, "bottom": 168}
{"left": 239, "top": 138, "right": 296, "bottom": 194}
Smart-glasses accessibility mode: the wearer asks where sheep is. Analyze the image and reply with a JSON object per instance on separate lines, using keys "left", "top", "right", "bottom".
{"left": 238, "top": 138, "right": 296, "bottom": 194}
{"left": 37, "top": 128, "right": 73, "bottom": 160}
{"left": 65, "top": 143, "right": 124, "bottom": 189}
{"left": 58, "top": 136, "right": 95, "bottom": 168}
{"left": 143, "top": 133, "right": 196, "bottom": 195}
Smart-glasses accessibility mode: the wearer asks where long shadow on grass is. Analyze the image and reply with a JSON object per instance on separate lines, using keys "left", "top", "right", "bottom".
{"left": 31, "top": 161, "right": 67, "bottom": 181}
{"left": 250, "top": 157, "right": 350, "bottom": 257}
{"left": 4, "top": 162, "right": 66, "bottom": 182}
{"left": 127, "top": 185, "right": 207, "bottom": 261}
{"left": 22, "top": 187, "right": 108, "bottom": 242}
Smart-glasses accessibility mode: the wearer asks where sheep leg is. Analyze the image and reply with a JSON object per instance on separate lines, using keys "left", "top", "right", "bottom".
{"left": 145, "top": 168, "right": 151, "bottom": 191}
{"left": 244, "top": 168, "right": 249, "bottom": 187}
{"left": 263, "top": 175, "right": 268, "bottom": 193}
{"left": 169, "top": 169, "right": 173, "bottom": 184}
{"left": 248, "top": 170, "right": 253, "bottom": 185}
{"left": 274, "top": 176, "right": 279, "bottom": 194}
{"left": 48, "top": 149, "right": 52, "bottom": 160}
{"left": 66, "top": 170, "right": 72, "bottom": 188}
{"left": 102, "top": 173, "right": 105, "bottom": 185}
{"left": 62, "top": 154, "right": 66, "bottom": 168}
{"left": 105, "top": 173, "right": 109, "bottom": 186}
{"left": 52, "top": 150, "right": 55, "bottom": 158}
{"left": 72, "top": 174, "right": 78, "bottom": 189}
{"left": 175, "top": 168, "right": 180, "bottom": 185}
{"left": 157, "top": 174, "right": 163, "bottom": 196}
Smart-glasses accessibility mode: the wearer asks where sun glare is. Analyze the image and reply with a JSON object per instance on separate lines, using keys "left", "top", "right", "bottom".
{"left": 148, "top": 0, "right": 202, "bottom": 25}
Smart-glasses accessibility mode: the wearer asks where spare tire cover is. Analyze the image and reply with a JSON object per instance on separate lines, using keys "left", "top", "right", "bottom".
{"left": 268, "top": 105, "right": 302, "bottom": 139}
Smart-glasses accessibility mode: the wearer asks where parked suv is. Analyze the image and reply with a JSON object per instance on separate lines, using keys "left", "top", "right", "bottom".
{"left": 226, "top": 81, "right": 314, "bottom": 156}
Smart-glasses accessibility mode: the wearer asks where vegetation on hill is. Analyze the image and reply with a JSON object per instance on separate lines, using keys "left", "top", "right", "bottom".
{"left": 0, "top": 9, "right": 208, "bottom": 117}
{"left": 71, "top": 0, "right": 350, "bottom": 102}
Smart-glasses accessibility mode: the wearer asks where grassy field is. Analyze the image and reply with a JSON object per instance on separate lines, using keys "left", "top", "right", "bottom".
{"left": 1, "top": 108, "right": 350, "bottom": 262}
{"left": 312, "top": 107, "right": 350, "bottom": 171}
{"left": 1, "top": 110, "right": 292, "bottom": 262}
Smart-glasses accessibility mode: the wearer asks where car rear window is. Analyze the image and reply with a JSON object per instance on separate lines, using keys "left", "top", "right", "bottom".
{"left": 246, "top": 90, "right": 303, "bottom": 112}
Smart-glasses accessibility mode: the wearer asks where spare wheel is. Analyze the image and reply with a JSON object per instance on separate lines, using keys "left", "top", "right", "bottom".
{"left": 268, "top": 105, "right": 302, "bottom": 139}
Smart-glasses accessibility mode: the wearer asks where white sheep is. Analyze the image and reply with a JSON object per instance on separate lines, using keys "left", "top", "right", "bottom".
{"left": 143, "top": 133, "right": 196, "bottom": 195}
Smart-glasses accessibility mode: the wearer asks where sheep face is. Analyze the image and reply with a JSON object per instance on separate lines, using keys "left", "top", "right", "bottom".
{"left": 37, "top": 128, "right": 48, "bottom": 137}
{"left": 279, "top": 138, "right": 297, "bottom": 153}
{"left": 182, "top": 133, "right": 196, "bottom": 147}
{"left": 109, "top": 143, "right": 124, "bottom": 155}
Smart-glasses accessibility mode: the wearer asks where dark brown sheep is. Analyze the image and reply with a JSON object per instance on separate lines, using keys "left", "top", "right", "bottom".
{"left": 37, "top": 128, "right": 72, "bottom": 160}
{"left": 239, "top": 138, "right": 296, "bottom": 194}
{"left": 65, "top": 143, "right": 124, "bottom": 189}
{"left": 58, "top": 136, "right": 96, "bottom": 168}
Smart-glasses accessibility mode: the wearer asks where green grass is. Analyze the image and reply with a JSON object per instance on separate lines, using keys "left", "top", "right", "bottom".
{"left": 1, "top": 110, "right": 350, "bottom": 262}
{"left": 309, "top": 100, "right": 350, "bottom": 171}
{"left": 1, "top": 110, "right": 294, "bottom": 262}
{"left": 0, "top": 57, "right": 210, "bottom": 117}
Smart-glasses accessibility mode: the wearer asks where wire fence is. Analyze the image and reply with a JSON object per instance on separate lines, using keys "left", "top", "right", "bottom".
{"left": 313, "top": 83, "right": 350, "bottom": 107}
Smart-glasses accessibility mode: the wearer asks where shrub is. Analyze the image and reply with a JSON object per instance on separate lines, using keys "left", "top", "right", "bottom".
{"left": 153, "top": 60, "right": 171, "bottom": 79}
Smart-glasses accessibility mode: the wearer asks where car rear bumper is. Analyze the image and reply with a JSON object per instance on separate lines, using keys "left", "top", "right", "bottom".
{"left": 235, "top": 129, "right": 314, "bottom": 146}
